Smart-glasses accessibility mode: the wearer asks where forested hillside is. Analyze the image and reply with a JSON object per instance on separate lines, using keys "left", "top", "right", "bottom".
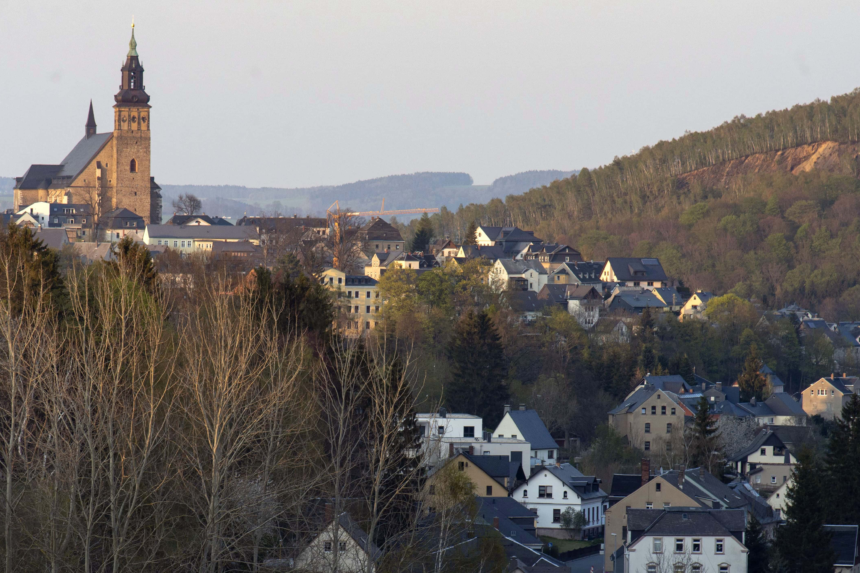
{"left": 425, "top": 89, "right": 860, "bottom": 319}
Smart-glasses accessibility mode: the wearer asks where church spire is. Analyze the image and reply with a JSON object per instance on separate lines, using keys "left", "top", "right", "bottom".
{"left": 85, "top": 100, "right": 97, "bottom": 138}
{"left": 128, "top": 18, "right": 138, "bottom": 57}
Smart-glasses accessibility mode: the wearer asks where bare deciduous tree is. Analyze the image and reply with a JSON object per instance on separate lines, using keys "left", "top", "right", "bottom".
{"left": 172, "top": 193, "right": 203, "bottom": 216}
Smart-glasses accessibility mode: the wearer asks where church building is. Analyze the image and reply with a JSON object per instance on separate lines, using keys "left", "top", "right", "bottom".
{"left": 14, "top": 24, "right": 162, "bottom": 224}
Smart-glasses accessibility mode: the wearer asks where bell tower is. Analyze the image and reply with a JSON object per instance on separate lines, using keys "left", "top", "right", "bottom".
{"left": 112, "top": 20, "right": 157, "bottom": 222}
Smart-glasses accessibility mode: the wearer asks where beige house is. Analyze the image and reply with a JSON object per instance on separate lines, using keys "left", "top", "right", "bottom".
{"left": 293, "top": 511, "right": 382, "bottom": 573}
{"left": 321, "top": 268, "right": 382, "bottom": 335}
{"left": 359, "top": 218, "right": 404, "bottom": 255}
{"left": 802, "top": 376, "right": 857, "bottom": 420}
{"left": 424, "top": 452, "right": 521, "bottom": 499}
{"left": 679, "top": 291, "right": 716, "bottom": 322}
{"left": 729, "top": 429, "right": 796, "bottom": 495}
{"left": 767, "top": 477, "right": 791, "bottom": 519}
{"left": 364, "top": 251, "right": 420, "bottom": 280}
{"left": 608, "top": 387, "right": 689, "bottom": 455}
{"left": 143, "top": 224, "right": 259, "bottom": 254}
{"left": 600, "top": 258, "right": 668, "bottom": 289}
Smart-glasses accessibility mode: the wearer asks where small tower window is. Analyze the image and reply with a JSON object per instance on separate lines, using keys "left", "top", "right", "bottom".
{"left": 130, "top": 73, "right": 136, "bottom": 89}
{"left": 130, "top": 159, "right": 137, "bottom": 173}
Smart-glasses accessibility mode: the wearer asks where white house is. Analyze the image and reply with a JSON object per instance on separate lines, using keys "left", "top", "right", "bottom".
{"left": 510, "top": 463, "right": 607, "bottom": 538}
{"left": 489, "top": 259, "right": 548, "bottom": 293}
{"left": 143, "top": 224, "right": 259, "bottom": 254}
{"left": 293, "top": 511, "right": 382, "bottom": 573}
{"left": 624, "top": 508, "right": 748, "bottom": 573}
{"left": 494, "top": 406, "right": 558, "bottom": 464}
{"left": 767, "top": 477, "right": 791, "bottom": 520}
{"left": 728, "top": 429, "right": 797, "bottom": 494}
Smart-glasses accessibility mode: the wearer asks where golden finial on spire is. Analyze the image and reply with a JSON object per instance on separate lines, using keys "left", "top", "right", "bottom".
{"left": 132, "top": 15, "right": 135, "bottom": 28}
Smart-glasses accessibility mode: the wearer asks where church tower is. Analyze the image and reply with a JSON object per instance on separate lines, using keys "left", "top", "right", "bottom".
{"left": 111, "top": 22, "right": 159, "bottom": 223}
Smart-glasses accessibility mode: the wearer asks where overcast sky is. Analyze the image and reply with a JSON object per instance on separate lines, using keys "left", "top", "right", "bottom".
{"left": 1, "top": 0, "right": 859, "bottom": 188}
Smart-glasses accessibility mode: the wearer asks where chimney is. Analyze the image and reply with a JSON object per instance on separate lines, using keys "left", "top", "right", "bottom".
{"left": 641, "top": 458, "right": 650, "bottom": 487}
{"left": 469, "top": 446, "right": 474, "bottom": 455}
{"left": 439, "top": 407, "right": 447, "bottom": 418}
{"left": 750, "top": 396, "right": 756, "bottom": 406}
{"left": 832, "top": 373, "right": 835, "bottom": 379}
{"left": 519, "top": 403, "right": 526, "bottom": 411}
{"left": 844, "top": 373, "right": 848, "bottom": 378}
{"left": 678, "top": 466, "right": 685, "bottom": 488}
{"left": 449, "top": 443, "right": 454, "bottom": 457}
{"left": 493, "top": 517, "right": 500, "bottom": 529}
{"left": 324, "top": 502, "right": 333, "bottom": 524}
{"left": 716, "top": 382, "right": 722, "bottom": 392}
{"left": 700, "top": 382, "right": 706, "bottom": 392}
{"left": 504, "top": 404, "right": 511, "bottom": 415}
{"left": 699, "top": 467, "right": 704, "bottom": 479}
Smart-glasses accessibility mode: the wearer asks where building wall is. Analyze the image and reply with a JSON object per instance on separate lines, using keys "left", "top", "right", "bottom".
{"left": 294, "top": 522, "right": 373, "bottom": 573}
{"left": 747, "top": 464, "right": 795, "bottom": 494}
{"left": 802, "top": 379, "right": 851, "bottom": 420}
{"left": 603, "top": 477, "right": 699, "bottom": 572}
{"left": 611, "top": 392, "right": 686, "bottom": 453}
{"left": 626, "top": 534, "right": 747, "bottom": 573}
{"left": 511, "top": 468, "right": 605, "bottom": 535}
{"left": 767, "top": 479, "right": 791, "bottom": 517}
{"left": 111, "top": 106, "right": 153, "bottom": 223}
{"left": 424, "top": 454, "right": 508, "bottom": 498}
{"left": 568, "top": 299, "right": 600, "bottom": 329}
{"left": 493, "top": 413, "right": 558, "bottom": 463}
{"left": 321, "top": 269, "right": 382, "bottom": 336}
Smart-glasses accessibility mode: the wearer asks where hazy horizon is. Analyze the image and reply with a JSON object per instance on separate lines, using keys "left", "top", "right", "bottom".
{"left": 2, "top": 0, "right": 859, "bottom": 189}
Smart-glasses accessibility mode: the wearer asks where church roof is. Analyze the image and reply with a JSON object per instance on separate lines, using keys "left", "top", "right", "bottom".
{"left": 16, "top": 133, "right": 112, "bottom": 190}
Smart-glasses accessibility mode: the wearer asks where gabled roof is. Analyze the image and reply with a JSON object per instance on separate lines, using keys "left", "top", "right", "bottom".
{"left": 476, "top": 497, "right": 541, "bottom": 547}
{"left": 607, "top": 289, "right": 667, "bottom": 310}
{"left": 500, "top": 410, "right": 557, "bottom": 450}
{"left": 460, "top": 244, "right": 508, "bottom": 261}
{"left": 605, "top": 257, "right": 668, "bottom": 282}
{"left": 334, "top": 512, "right": 383, "bottom": 561}
{"left": 658, "top": 467, "right": 748, "bottom": 509}
{"left": 535, "top": 464, "right": 606, "bottom": 500}
{"left": 610, "top": 387, "right": 684, "bottom": 416}
{"left": 610, "top": 474, "right": 645, "bottom": 500}
{"left": 824, "top": 525, "right": 859, "bottom": 567}
{"left": 761, "top": 364, "right": 785, "bottom": 388}
{"left": 728, "top": 429, "right": 791, "bottom": 463}
{"left": 479, "top": 226, "right": 540, "bottom": 244}
{"left": 763, "top": 393, "right": 805, "bottom": 417}
{"left": 551, "top": 261, "right": 603, "bottom": 283}
{"left": 35, "top": 228, "right": 68, "bottom": 250}
{"left": 57, "top": 133, "right": 113, "bottom": 180}
{"left": 498, "top": 259, "right": 547, "bottom": 276}
{"left": 627, "top": 508, "right": 745, "bottom": 541}
{"left": 168, "top": 214, "right": 235, "bottom": 226}
{"left": 102, "top": 208, "right": 145, "bottom": 229}
{"left": 653, "top": 287, "right": 684, "bottom": 306}
{"left": 507, "top": 291, "right": 554, "bottom": 314}
{"left": 815, "top": 376, "right": 857, "bottom": 394}
{"left": 641, "top": 375, "right": 692, "bottom": 395}
{"left": 360, "top": 218, "right": 403, "bottom": 241}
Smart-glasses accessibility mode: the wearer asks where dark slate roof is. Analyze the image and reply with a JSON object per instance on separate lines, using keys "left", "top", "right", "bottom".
{"left": 360, "top": 218, "right": 403, "bottom": 241}
{"left": 552, "top": 261, "right": 603, "bottom": 283}
{"left": 824, "top": 525, "right": 858, "bottom": 567}
{"left": 460, "top": 244, "right": 508, "bottom": 261}
{"left": 16, "top": 165, "right": 64, "bottom": 190}
{"left": 737, "top": 400, "right": 776, "bottom": 418}
{"left": 57, "top": 133, "right": 112, "bottom": 179}
{"left": 498, "top": 259, "right": 548, "bottom": 276}
{"left": 728, "top": 429, "right": 790, "bottom": 463}
{"left": 627, "top": 508, "right": 745, "bottom": 542}
{"left": 836, "top": 322, "right": 860, "bottom": 348}
{"left": 642, "top": 375, "right": 692, "bottom": 394}
{"left": 34, "top": 228, "right": 67, "bottom": 251}
{"left": 463, "top": 453, "right": 514, "bottom": 480}
{"left": 537, "top": 284, "right": 602, "bottom": 305}
{"left": 167, "top": 214, "right": 234, "bottom": 226}
{"left": 711, "top": 400, "right": 752, "bottom": 417}
{"left": 659, "top": 467, "right": 748, "bottom": 509}
{"left": 480, "top": 226, "right": 540, "bottom": 244}
{"left": 610, "top": 474, "right": 645, "bottom": 500}
{"left": 538, "top": 464, "right": 606, "bottom": 500}
{"left": 236, "top": 215, "right": 324, "bottom": 230}
{"left": 768, "top": 425, "right": 818, "bottom": 454}
{"left": 609, "top": 387, "right": 684, "bottom": 416}
{"left": 607, "top": 289, "right": 667, "bottom": 311}
{"left": 605, "top": 257, "right": 668, "bottom": 282}
{"left": 501, "top": 538, "right": 566, "bottom": 570}
{"left": 502, "top": 410, "right": 557, "bottom": 450}
{"left": 476, "top": 497, "right": 541, "bottom": 547}
{"left": 763, "top": 393, "right": 806, "bottom": 417}
{"left": 102, "top": 208, "right": 145, "bottom": 229}
{"left": 343, "top": 275, "right": 378, "bottom": 286}
{"left": 336, "top": 512, "right": 383, "bottom": 561}
{"left": 507, "top": 291, "right": 554, "bottom": 314}
{"left": 761, "top": 365, "right": 785, "bottom": 388}
{"left": 819, "top": 376, "right": 858, "bottom": 394}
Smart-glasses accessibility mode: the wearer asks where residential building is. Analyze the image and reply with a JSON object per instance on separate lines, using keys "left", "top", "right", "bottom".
{"left": 428, "top": 238, "right": 459, "bottom": 258}
{"left": 425, "top": 452, "right": 524, "bottom": 498}
{"left": 802, "top": 375, "right": 858, "bottom": 420}
{"left": 824, "top": 525, "right": 860, "bottom": 573}
{"left": 364, "top": 250, "right": 421, "bottom": 280}
{"left": 600, "top": 258, "right": 669, "bottom": 289}
{"left": 168, "top": 214, "right": 234, "bottom": 226}
{"left": 679, "top": 291, "right": 717, "bottom": 322}
{"left": 510, "top": 463, "right": 607, "bottom": 538}
{"left": 605, "top": 289, "right": 668, "bottom": 314}
{"left": 100, "top": 207, "right": 145, "bottom": 241}
{"left": 522, "top": 243, "right": 583, "bottom": 271}
{"left": 236, "top": 215, "right": 326, "bottom": 238}
{"left": 489, "top": 259, "right": 548, "bottom": 293}
{"left": 476, "top": 497, "right": 543, "bottom": 550}
{"left": 608, "top": 386, "right": 689, "bottom": 454}
{"left": 210, "top": 241, "right": 263, "bottom": 266}
{"left": 537, "top": 284, "right": 602, "bottom": 328}
{"left": 737, "top": 393, "right": 807, "bottom": 426}
{"left": 320, "top": 268, "right": 381, "bottom": 335}
{"left": 728, "top": 429, "right": 797, "bottom": 494}
{"left": 456, "top": 243, "right": 509, "bottom": 262}
{"left": 359, "top": 218, "right": 404, "bottom": 254}
{"left": 14, "top": 27, "right": 162, "bottom": 223}
{"left": 475, "top": 226, "right": 542, "bottom": 249}
{"left": 493, "top": 406, "right": 559, "bottom": 465}
{"left": 652, "top": 287, "right": 685, "bottom": 312}
{"left": 548, "top": 260, "right": 604, "bottom": 288}
{"left": 506, "top": 291, "right": 555, "bottom": 323}
{"left": 604, "top": 462, "right": 750, "bottom": 573}
{"left": 293, "top": 510, "right": 382, "bottom": 573}
{"left": 767, "top": 477, "right": 791, "bottom": 520}
{"left": 143, "top": 224, "right": 259, "bottom": 254}
{"left": 623, "top": 508, "right": 747, "bottom": 573}
{"left": 761, "top": 365, "right": 786, "bottom": 393}
{"left": 592, "top": 318, "right": 631, "bottom": 344}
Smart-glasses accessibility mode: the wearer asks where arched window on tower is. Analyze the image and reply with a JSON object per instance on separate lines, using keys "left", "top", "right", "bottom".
{"left": 130, "top": 72, "right": 136, "bottom": 89}
{"left": 130, "top": 159, "right": 137, "bottom": 173}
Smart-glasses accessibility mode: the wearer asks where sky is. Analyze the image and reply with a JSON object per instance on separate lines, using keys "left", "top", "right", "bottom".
{"left": 1, "top": 0, "right": 859, "bottom": 188}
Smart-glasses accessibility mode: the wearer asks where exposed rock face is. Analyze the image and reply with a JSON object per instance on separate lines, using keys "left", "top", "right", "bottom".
{"left": 677, "top": 141, "right": 860, "bottom": 190}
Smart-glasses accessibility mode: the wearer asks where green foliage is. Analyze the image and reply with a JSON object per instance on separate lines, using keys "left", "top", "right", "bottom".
{"left": 463, "top": 220, "right": 478, "bottom": 245}
{"left": 738, "top": 345, "right": 768, "bottom": 402}
{"left": 689, "top": 396, "right": 721, "bottom": 473}
{"left": 410, "top": 213, "right": 434, "bottom": 253}
{"left": 251, "top": 265, "right": 334, "bottom": 343}
{"left": 823, "top": 393, "right": 860, "bottom": 525}
{"left": 0, "top": 223, "right": 68, "bottom": 316}
{"left": 560, "top": 508, "right": 587, "bottom": 530}
{"left": 746, "top": 515, "right": 771, "bottom": 573}
{"left": 680, "top": 203, "right": 709, "bottom": 226}
{"left": 112, "top": 236, "right": 159, "bottom": 295}
{"left": 445, "top": 310, "right": 509, "bottom": 427}
{"left": 775, "top": 449, "right": 835, "bottom": 573}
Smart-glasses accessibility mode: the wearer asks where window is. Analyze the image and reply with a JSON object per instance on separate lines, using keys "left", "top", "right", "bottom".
{"left": 648, "top": 565, "right": 657, "bottom": 573}
{"left": 324, "top": 541, "right": 332, "bottom": 553}
{"left": 691, "top": 564, "right": 702, "bottom": 573}
{"left": 458, "top": 461, "right": 465, "bottom": 471}
{"left": 538, "top": 486, "right": 552, "bottom": 499}
{"left": 366, "top": 291, "right": 371, "bottom": 299}
{"left": 130, "top": 159, "right": 137, "bottom": 173}
{"left": 511, "top": 434, "right": 517, "bottom": 439}
{"left": 715, "top": 539, "right": 724, "bottom": 554}
{"left": 663, "top": 502, "right": 671, "bottom": 508}
{"left": 755, "top": 475, "right": 761, "bottom": 484}
{"left": 671, "top": 408, "right": 676, "bottom": 415}
{"left": 339, "top": 541, "right": 346, "bottom": 551}
{"left": 548, "top": 450, "right": 554, "bottom": 459}
{"left": 771, "top": 476, "right": 777, "bottom": 484}
{"left": 365, "top": 321, "right": 370, "bottom": 330}
{"left": 395, "top": 245, "right": 400, "bottom": 250}
{"left": 438, "top": 426, "right": 445, "bottom": 435}
{"left": 646, "top": 502, "right": 653, "bottom": 509}
{"left": 563, "top": 491, "right": 568, "bottom": 499}
{"left": 675, "top": 538, "right": 684, "bottom": 553}
{"left": 674, "top": 564, "right": 685, "bottom": 573}
{"left": 354, "top": 306, "right": 359, "bottom": 313}
{"left": 651, "top": 406, "right": 657, "bottom": 415}
{"left": 653, "top": 538, "right": 663, "bottom": 553}
{"left": 644, "top": 441, "right": 651, "bottom": 451}
{"left": 642, "top": 407, "right": 647, "bottom": 415}
{"left": 347, "top": 291, "right": 352, "bottom": 298}
{"left": 366, "top": 306, "right": 370, "bottom": 314}
{"left": 180, "top": 241, "right": 186, "bottom": 248}
{"left": 338, "top": 277, "right": 342, "bottom": 285}
{"left": 719, "top": 566, "right": 729, "bottom": 573}
{"left": 69, "top": 219, "right": 75, "bottom": 224}
{"left": 375, "top": 306, "right": 380, "bottom": 313}
{"left": 661, "top": 406, "right": 666, "bottom": 415}
{"left": 54, "top": 217, "right": 59, "bottom": 224}
{"left": 463, "top": 426, "right": 475, "bottom": 438}
{"left": 486, "top": 485, "right": 493, "bottom": 495}
{"left": 522, "top": 490, "right": 528, "bottom": 498}
{"left": 656, "top": 483, "right": 661, "bottom": 492}
{"left": 667, "top": 423, "right": 673, "bottom": 434}
{"left": 760, "top": 448, "right": 766, "bottom": 456}
{"left": 692, "top": 538, "right": 701, "bottom": 553}
{"left": 645, "top": 423, "right": 651, "bottom": 434}
{"left": 173, "top": 241, "right": 178, "bottom": 247}
{"left": 157, "top": 240, "right": 162, "bottom": 245}
{"left": 553, "top": 509, "right": 561, "bottom": 523}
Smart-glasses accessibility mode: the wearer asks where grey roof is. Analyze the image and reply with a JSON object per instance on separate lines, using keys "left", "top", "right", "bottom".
{"left": 605, "top": 257, "right": 668, "bottom": 282}
{"left": 537, "top": 284, "right": 601, "bottom": 304}
{"left": 167, "top": 214, "right": 234, "bottom": 226}
{"left": 460, "top": 244, "right": 508, "bottom": 261}
{"left": 360, "top": 218, "right": 403, "bottom": 241}
{"left": 146, "top": 224, "right": 259, "bottom": 241}
{"left": 607, "top": 289, "right": 667, "bottom": 311}
{"left": 501, "top": 410, "right": 557, "bottom": 450}
{"left": 654, "top": 287, "right": 684, "bottom": 306}
{"left": 824, "top": 525, "right": 858, "bottom": 567}
{"left": 761, "top": 365, "right": 785, "bottom": 388}
{"left": 463, "top": 453, "right": 516, "bottom": 480}
{"left": 552, "top": 261, "right": 603, "bottom": 283}
{"left": 763, "top": 393, "right": 806, "bottom": 417}
{"left": 538, "top": 464, "right": 606, "bottom": 500}
{"left": 610, "top": 474, "right": 645, "bottom": 500}
{"left": 480, "top": 226, "right": 541, "bottom": 244}
{"left": 711, "top": 400, "right": 752, "bottom": 417}
{"left": 498, "top": 259, "right": 547, "bottom": 276}
{"left": 35, "top": 228, "right": 68, "bottom": 250}
{"left": 818, "top": 376, "right": 857, "bottom": 394}
{"left": 737, "top": 401, "right": 776, "bottom": 418}
{"left": 609, "top": 386, "right": 683, "bottom": 416}
{"left": 642, "top": 375, "right": 692, "bottom": 394}
{"left": 507, "top": 291, "right": 554, "bottom": 314}
{"left": 102, "top": 208, "right": 145, "bottom": 229}
{"left": 728, "top": 429, "right": 791, "bottom": 463}
{"left": 476, "top": 497, "right": 541, "bottom": 547}
{"left": 659, "top": 467, "right": 748, "bottom": 509}
{"left": 57, "top": 133, "right": 113, "bottom": 179}
{"left": 335, "top": 512, "right": 383, "bottom": 561}
{"left": 836, "top": 322, "right": 860, "bottom": 347}
{"left": 627, "top": 507, "right": 745, "bottom": 541}
{"left": 343, "top": 275, "right": 378, "bottom": 286}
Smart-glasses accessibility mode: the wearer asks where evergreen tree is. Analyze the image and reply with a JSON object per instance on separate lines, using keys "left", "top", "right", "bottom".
{"left": 410, "top": 213, "right": 434, "bottom": 253}
{"left": 445, "top": 310, "right": 508, "bottom": 427}
{"left": 746, "top": 515, "right": 771, "bottom": 573}
{"left": 689, "top": 396, "right": 721, "bottom": 473}
{"left": 738, "top": 345, "right": 768, "bottom": 402}
{"left": 669, "top": 353, "right": 695, "bottom": 384}
{"left": 0, "top": 223, "right": 67, "bottom": 316}
{"left": 823, "top": 393, "right": 860, "bottom": 525}
{"left": 112, "top": 235, "right": 159, "bottom": 295}
{"left": 775, "top": 449, "right": 835, "bottom": 573}
{"left": 463, "top": 221, "right": 478, "bottom": 246}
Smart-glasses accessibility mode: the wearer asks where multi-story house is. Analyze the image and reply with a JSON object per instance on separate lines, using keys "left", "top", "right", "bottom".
{"left": 489, "top": 259, "right": 548, "bottom": 293}
{"left": 679, "top": 291, "right": 716, "bottom": 322}
{"left": 510, "top": 463, "right": 607, "bottom": 538}
{"left": 737, "top": 393, "right": 807, "bottom": 426}
{"left": 424, "top": 452, "right": 525, "bottom": 499}
{"left": 364, "top": 251, "right": 421, "bottom": 280}
{"left": 608, "top": 386, "right": 689, "bottom": 455}
{"left": 475, "top": 226, "right": 542, "bottom": 249}
{"left": 143, "top": 224, "right": 259, "bottom": 254}
{"left": 624, "top": 508, "right": 748, "bottom": 573}
{"left": 728, "top": 429, "right": 796, "bottom": 494}
{"left": 802, "top": 375, "right": 858, "bottom": 420}
{"left": 522, "top": 243, "right": 583, "bottom": 271}
{"left": 536, "top": 284, "right": 603, "bottom": 328}
{"left": 320, "top": 269, "right": 382, "bottom": 335}
{"left": 493, "top": 406, "right": 559, "bottom": 465}
{"left": 359, "top": 218, "right": 405, "bottom": 255}
{"left": 548, "top": 261, "right": 604, "bottom": 288}
{"left": 600, "top": 258, "right": 668, "bottom": 289}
